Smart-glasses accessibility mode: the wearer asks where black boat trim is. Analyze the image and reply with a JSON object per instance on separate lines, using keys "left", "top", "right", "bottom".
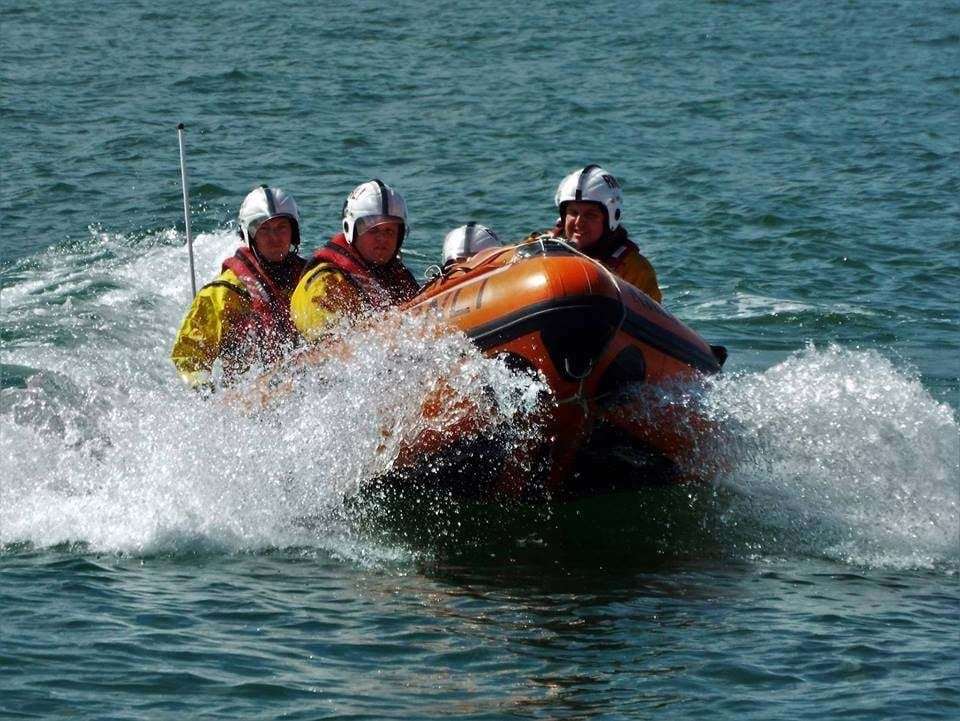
{"left": 465, "top": 294, "right": 721, "bottom": 374}
{"left": 621, "top": 309, "right": 721, "bottom": 374}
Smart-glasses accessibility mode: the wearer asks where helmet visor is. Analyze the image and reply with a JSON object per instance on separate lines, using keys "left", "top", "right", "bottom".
{"left": 355, "top": 214, "right": 403, "bottom": 238}
{"left": 247, "top": 214, "right": 297, "bottom": 243}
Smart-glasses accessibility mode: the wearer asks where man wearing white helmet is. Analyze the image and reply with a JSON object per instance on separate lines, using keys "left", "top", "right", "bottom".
{"left": 291, "top": 179, "right": 419, "bottom": 342}
{"left": 441, "top": 222, "right": 502, "bottom": 267}
{"left": 526, "top": 165, "right": 662, "bottom": 303}
{"left": 171, "top": 185, "right": 307, "bottom": 389}
{"left": 419, "top": 222, "right": 503, "bottom": 292}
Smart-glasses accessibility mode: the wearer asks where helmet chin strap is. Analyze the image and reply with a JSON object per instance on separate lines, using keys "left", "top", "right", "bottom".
{"left": 249, "top": 239, "right": 267, "bottom": 264}
{"left": 249, "top": 238, "right": 288, "bottom": 267}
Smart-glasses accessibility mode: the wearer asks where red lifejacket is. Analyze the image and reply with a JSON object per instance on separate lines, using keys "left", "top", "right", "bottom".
{"left": 306, "top": 233, "right": 419, "bottom": 308}
{"left": 220, "top": 246, "right": 306, "bottom": 361}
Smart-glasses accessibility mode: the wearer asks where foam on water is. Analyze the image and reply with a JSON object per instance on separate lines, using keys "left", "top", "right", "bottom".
{"left": 0, "top": 227, "right": 547, "bottom": 561}
{"left": 1, "top": 336, "right": 544, "bottom": 562}
{"left": 2, "top": 229, "right": 957, "bottom": 571}
{"left": 692, "top": 292, "right": 881, "bottom": 322}
{"left": 701, "top": 344, "right": 960, "bottom": 570}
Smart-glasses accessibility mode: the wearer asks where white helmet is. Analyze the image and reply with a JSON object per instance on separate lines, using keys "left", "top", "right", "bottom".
{"left": 238, "top": 185, "right": 301, "bottom": 247}
{"left": 554, "top": 164, "right": 623, "bottom": 231}
{"left": 341, "top": 179, "right": 407, "bottom": 245}
{"left": 441, "top": 223, "right": 501, "bottom": 265}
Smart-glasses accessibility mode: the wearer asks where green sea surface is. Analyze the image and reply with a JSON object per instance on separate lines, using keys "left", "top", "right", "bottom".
{"left": 1, "top": 1, "right": 958, "bottom": 719}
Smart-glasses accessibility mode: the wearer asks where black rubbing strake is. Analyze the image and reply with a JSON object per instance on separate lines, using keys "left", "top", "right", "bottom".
{"left": 463, "top": 294, "right": 720, "bottom": 375}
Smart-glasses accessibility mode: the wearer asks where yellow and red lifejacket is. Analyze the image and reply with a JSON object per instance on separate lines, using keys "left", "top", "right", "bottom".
{"left": 220, "top": 246, "right": 305, "bottom": 359}
{"left": 306, "top": 233, "right": 419, "bottom": 308}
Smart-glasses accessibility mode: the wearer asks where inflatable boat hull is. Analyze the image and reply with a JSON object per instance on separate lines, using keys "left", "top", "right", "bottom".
{"left": 393, "top": 239, "right": 722, "bottom": 500}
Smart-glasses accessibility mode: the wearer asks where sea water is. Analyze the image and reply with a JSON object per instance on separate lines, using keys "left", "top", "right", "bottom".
{"left": 1, "top": 1, "right": 958, "bottom": 719}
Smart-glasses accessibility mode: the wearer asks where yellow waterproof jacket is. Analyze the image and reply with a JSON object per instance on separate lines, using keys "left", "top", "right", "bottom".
{"left": 290, "top": 234, "right": 420, "bottom": 343}
{"left": 606, "top": 243, "right": 662, "bottom": 304}
{"left": 170, "top": 269, "right": 252, "bottom": 388}
{"left": 171, "top": 246, "right": 305, "bottom": 387}
{"left": 290, "top": 265, "right": 365, "bottom": 343}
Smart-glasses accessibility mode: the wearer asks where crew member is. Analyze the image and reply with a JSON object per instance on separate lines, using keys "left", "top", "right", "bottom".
{"left": 171, "top": 185, "right": 307, "bottom": 388}
{"left": 441, "top": 222, "right": 502, "bottom": 267}
{"left": 418, "top": 222, "right": 503, "bottom": 292}
{"left": 526, "top": 165, "right": 662, "bottom": 303}
{"left": 291, "top": 179, "right": 419, "bottom": 342}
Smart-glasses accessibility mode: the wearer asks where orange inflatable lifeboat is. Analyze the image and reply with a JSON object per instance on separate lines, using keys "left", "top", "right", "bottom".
{"left": 390, "top": 237, "right": 725, "bottom": 501}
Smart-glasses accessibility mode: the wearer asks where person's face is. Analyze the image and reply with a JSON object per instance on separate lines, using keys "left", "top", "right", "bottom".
{"left": 254, "top": 217, "right": 293, "bottom": 263}
{"left": 354, "top": 221, "right": 400, "bottom": 266}
{"left": 563, "top": 202, "right": 606, "bottom": 252}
